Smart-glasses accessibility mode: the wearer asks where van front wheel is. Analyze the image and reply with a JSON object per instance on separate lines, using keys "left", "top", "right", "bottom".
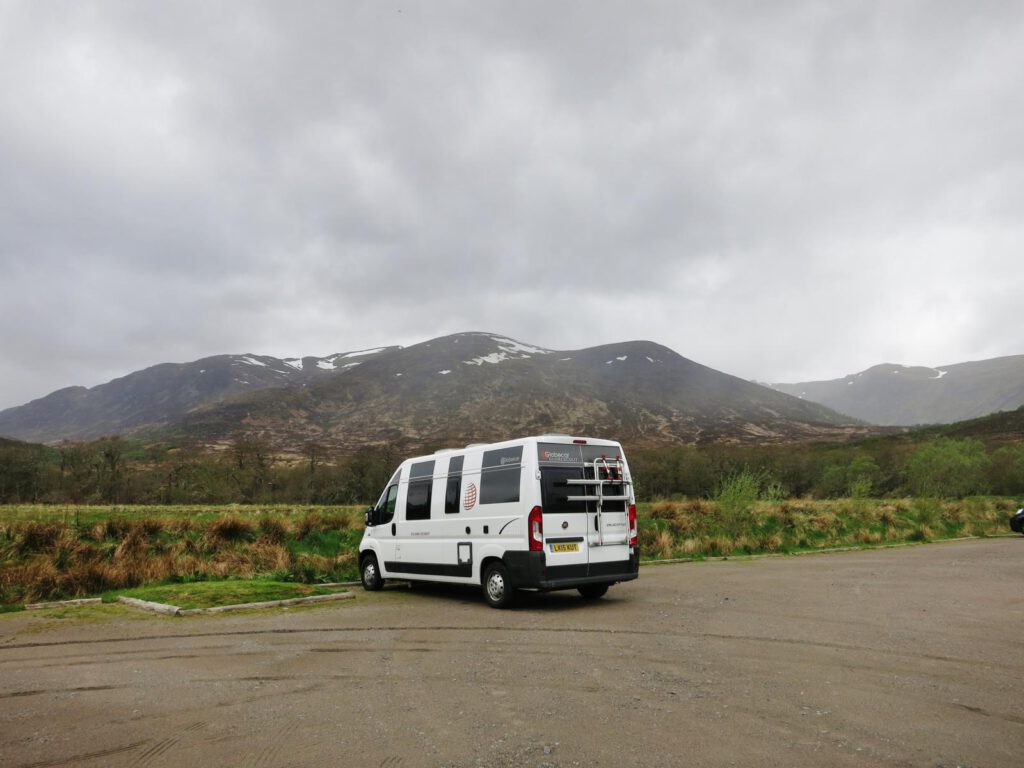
{"left": 482, "top": 562, "right": 515, "bottom": 609}
{"left": 578, "top": 583, "right": 609, "bottom": 599}
{"left": 361, "top": 554, "right": 384, "bottom": 591}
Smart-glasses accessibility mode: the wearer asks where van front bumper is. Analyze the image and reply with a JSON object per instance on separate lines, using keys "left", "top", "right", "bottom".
{"left": 504, "top": 549, "right": 640, "bottom": 591}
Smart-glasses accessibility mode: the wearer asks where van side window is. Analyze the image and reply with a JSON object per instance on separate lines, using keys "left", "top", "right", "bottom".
{"left": 444, "top": 455, "right": 464, "bottom": 514}
{"left": 378, "top": 485, "right": 398, "bottom": 524}
{"left": 480, "top": 446, "right": 522, "bottom": 504}
{"left": 406, "top": 460, "right": 435, "bottom": 521}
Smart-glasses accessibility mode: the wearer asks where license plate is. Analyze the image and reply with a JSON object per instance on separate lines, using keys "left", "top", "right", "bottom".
{"left": 550, "top": 542, "right": 579, "bottom": 553}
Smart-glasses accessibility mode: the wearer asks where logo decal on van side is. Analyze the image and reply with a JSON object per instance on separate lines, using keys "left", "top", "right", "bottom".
{"left": 464, "top": 482, "right": 478, "bottom": 510}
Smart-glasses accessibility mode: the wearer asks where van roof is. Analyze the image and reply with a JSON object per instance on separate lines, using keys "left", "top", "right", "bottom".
{"left": 401, "top": 435, "right": 623, "bottom": 466}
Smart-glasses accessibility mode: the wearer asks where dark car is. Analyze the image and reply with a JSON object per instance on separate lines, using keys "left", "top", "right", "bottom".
{"left": 1011, "top": 508, "right": 1024, "bottom": 534}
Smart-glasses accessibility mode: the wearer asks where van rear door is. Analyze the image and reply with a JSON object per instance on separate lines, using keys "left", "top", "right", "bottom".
{"left": 580, "top": 445, "right": 632, "bottom": 575}
{"left": 539, "top": 465, "right": 589, "bottom": 576}
{"left": 537, "top": 443, "right": 590, "bottom": 577}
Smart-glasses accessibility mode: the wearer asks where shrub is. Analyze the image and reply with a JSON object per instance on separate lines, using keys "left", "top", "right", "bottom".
{"left": 715, "top": 471, "right": 761, "bottom": 538}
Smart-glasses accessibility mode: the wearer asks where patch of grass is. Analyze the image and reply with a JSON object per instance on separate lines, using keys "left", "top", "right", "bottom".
{"left": 111, "top": 579, "right": 348, "bottom": 610}
{"left": 0, "top": 505, "right": 363, "bottom": 605}
{"left": 0, "top": 603, "right": 25, "bottom": 613}
{"left": 634, "top": 496, "right": 1014, "bottom": 562}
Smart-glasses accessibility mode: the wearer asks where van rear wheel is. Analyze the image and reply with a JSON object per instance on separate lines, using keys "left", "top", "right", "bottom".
{"left": 482, "top": 562, "right": 515, "bottom": 609}
{"left": 578, "top": 583, "right": 609, "bottom": 599}
{"left": 361, "top": 554, "right": 383, "bottom": 591}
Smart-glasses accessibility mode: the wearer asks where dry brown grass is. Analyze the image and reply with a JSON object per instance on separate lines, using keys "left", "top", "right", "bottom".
{"left": 854, "top": 530, "right": 883, "bottom": 544}
{"left": 703, "top": 536, "right": 734, "bottom": 556}
{"left": 207, "top": 515, "right": 257, "bottom": 542}
{"left": 652, "top": 530, "right": 675, "bottom": 559}
{"left": 650, "top": 500, "right": 684, "bottom": 518}
{"left": 258, "top": 516, "right": 291, "bottom": 544}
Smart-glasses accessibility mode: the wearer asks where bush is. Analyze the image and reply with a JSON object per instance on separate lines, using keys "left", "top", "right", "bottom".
{"left": 715, "top": 471, "right": 760, "bottom": 538}
{"left": 907, "top": 439, "right": 990, "bottom": 498}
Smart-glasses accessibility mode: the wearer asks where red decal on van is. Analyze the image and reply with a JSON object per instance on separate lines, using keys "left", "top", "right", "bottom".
{"left": 464, "top": 482, "right": 478, "bottom": 510}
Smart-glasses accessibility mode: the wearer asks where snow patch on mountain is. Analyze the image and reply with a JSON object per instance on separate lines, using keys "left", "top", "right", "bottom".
{"left": 462, "top": 336, "right": 552, "bottom": 366}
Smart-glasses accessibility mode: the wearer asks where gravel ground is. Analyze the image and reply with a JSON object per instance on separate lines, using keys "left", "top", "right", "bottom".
{"left": 1, "top": 538, "right": 1022, "bottom": 767}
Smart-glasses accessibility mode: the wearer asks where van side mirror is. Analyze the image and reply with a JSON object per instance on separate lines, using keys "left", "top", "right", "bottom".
{"left": 365, "top": 506, "right": 376, "bottom": 527}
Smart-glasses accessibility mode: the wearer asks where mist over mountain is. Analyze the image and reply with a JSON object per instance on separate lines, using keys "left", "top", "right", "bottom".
{"left": 771, "top": 354, "right": 1024, "bottom": 426}
{"left": 0, "top": 333, "right": 866, "bottom": 450}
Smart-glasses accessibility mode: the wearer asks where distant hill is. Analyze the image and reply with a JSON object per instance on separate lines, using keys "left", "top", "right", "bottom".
{"left": 771, "top": 354, "right": 1024, "bottom": 426}
{"left": 0, "top": 347, "right": 397, "bottom": 443}
{"left": 163, "top": 332, "right": 868, "bottom": 451}
{"left": 0, "top": 332, "right": 867, "bottom": 450}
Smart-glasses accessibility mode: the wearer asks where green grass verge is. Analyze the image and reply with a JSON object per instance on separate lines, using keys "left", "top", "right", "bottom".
{"left": 110, "top": 579, "right": 349, "bottom": 610}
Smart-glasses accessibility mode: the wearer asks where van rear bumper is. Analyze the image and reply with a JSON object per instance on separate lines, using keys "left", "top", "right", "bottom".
{"left": 504, "top": 550, "right": 640, "bottom": 591}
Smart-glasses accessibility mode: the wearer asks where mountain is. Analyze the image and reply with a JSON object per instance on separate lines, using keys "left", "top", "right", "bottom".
{"left": 0, "top": 347, "right": 398, "bottom": 443}
{"left": 0, "top": 332, "right": 870, "bottom": 450}
{"left": 771, "top": 354, "right": 1024, "bottom": 426}
{"left": 163, "top": 333, "right": 868, "bottom": 451}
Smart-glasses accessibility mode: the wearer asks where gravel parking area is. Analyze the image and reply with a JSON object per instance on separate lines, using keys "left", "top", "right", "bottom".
{"left": 1, "top": 539, "right": 1022, "bottom": 767}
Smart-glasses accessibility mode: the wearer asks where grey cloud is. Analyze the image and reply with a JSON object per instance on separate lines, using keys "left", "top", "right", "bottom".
{"left": 2, "top": 0, "right": 1023, "bottom": 409}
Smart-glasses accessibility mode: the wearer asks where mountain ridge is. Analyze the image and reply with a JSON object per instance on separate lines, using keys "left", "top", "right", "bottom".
{"left": 162, "top": 332, "right": 868, "bottom": 451}
{"left": 0, "top": 332, "right": 867, "bottom": 449}
{"left": 771, "top": 354, "right": 1024, "bottom": 426}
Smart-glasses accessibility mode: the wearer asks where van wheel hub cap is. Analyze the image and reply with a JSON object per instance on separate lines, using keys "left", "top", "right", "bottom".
{"left": 486, "top": 572, "right": 505, "bottom": 601}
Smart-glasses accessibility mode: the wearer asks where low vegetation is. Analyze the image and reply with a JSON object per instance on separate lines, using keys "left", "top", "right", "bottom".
{"left": 637, "top": 490, "right": 1014, "bottom": 561}
{"left": 0, "top": 506, "right": 363, "bottom": 606}
{"left": 1, "top": 495, "right": 1017, "bottom": 607}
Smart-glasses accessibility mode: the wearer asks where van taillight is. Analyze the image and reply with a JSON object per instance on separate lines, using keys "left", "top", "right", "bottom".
{"left": 628, "top": 504, "right": 638, "bottom": 547}
{"left": 528, "top": 505, "right": 543, "bottom": 551}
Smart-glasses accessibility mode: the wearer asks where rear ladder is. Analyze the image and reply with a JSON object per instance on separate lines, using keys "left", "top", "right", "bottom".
{"left": 565, "top": 456, "right": 631, "bottom": 545}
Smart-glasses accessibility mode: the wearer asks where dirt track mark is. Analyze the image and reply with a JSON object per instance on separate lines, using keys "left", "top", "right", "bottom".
{"left": 951, "top": 702, "right": 1024, "bottom": 725}
{"left": 16, "top": 740, "right": 147, "bottom": 768}
{"left": 212, "top": 682, "right": 324, "bottom": 709}
{"left": 0, "top": 684, "right": 122, "bottom": 699}
{"left": 131, "top": 736, "right": 177, "bottom": 767}
{"left": 701, "top": 632, "right": 1024, "bottom": 671}
{"left": 0, "top": 624, "right": 661, "bottom": 651}
{"left": 250, "top": 724, "right": 292, "bottom": 768}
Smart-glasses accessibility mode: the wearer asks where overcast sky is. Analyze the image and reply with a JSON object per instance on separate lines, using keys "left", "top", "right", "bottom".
{"left": 1, "top": 1, "right": 1022, "bottom": 410}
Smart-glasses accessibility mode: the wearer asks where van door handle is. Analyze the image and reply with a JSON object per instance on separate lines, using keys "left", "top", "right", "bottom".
{"left": 391, "top": 523, "right": 396, "bottom": 536}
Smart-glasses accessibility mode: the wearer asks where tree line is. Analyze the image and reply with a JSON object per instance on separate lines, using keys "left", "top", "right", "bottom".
{"left": 1, "top": 435, "right": 1022, "bottom": 505}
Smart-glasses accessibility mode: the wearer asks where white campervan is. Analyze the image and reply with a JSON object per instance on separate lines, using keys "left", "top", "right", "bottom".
{"left": 359, "top": 435, "right": 639, "bottom": 608}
